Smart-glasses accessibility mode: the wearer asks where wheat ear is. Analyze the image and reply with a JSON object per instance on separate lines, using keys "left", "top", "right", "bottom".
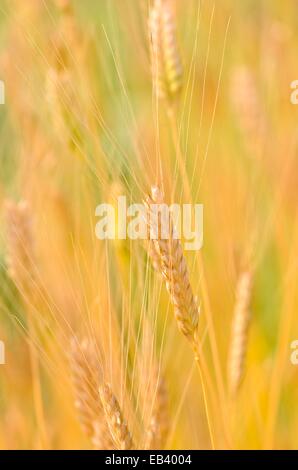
{"left": 5, "top": 200, "right": 36, "bottom": 292}
{"left": 144, "top": 187, "right": 217, "bottom": 448}
{"left": 99, "top": 383, "right": 134, "bottom": 450}
{"left": 149, "top": 0, "right": 183, "bottom": 102}
{"left": 145, "top": 373, "right": 169, "bottom": 450}
{"left": 227, "top": 270, "right": 253, "bottom": 396}
{"left": 144, "top": 187, "right": 199, "bottom": 341}
{"left": 5, "top": 200, "right": 49, "bottom": 448}
{"left": 230, "top": 66, "right": 266, "bottom": 156}
{"left": 70, "top": 338, "right": 114, "bottom": 449}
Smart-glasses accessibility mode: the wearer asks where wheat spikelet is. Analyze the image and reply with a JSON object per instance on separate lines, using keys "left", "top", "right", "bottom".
{"left": 145, "top": 372, "right": 169, "bottom": 450}
{"left": 99, "top": 383, "right": 134, "bottom": 450}
{"left": 149, "top": 0, "right": 183, "bottom": 102}
{"left": 70, "top": 338, "right": 114, "bottom": 449}
{"left": 227, "top": 270, "right": 253, "bottom": 396}
{"left": 144, "top": 187, "right": 199, "bottom": 341}
{"left": 5, "top": 200, "right": 36, "bottom": 291}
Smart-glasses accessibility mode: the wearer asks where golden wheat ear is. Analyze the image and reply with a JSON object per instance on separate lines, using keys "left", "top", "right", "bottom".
{"left": 230, "top": 66, "right": 266, "bottom": 157}
{"left": 149, "top": 0, "right": 183, "bottom": 102}
{"left": 5, "top": 200, "right": 36, "bottom": 291}
{"left": 99, "top": 383, "right": 134, "bottom": 450}
{"left": 144, "top": 186, "right": 200, "bottom": 342}
{"left": 145, "top": 373, "right": 169, "bottom": 450}
{"left": 143, "top": 187, "right": 218, "bottom": 447}
{"left": 227, "top": 270, "right": 253, "bottom": 397}
{"left": 69, "top": 338, "right": 114, "bottom": 449}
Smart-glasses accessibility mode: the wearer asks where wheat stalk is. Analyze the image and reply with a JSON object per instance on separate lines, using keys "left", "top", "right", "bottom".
{"left": 227, "top": 270, "right": 253, "bottom": 396}
{"left": 70, "top": 338, "right": 114, "bottom": 449}
{"left": 149, "top": 0, "right": 183, "bottom": 102}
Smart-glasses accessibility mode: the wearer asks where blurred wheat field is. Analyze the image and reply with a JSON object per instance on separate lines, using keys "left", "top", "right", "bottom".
{"left": 0, "top": 0, "right": 298, "bottom": 450}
